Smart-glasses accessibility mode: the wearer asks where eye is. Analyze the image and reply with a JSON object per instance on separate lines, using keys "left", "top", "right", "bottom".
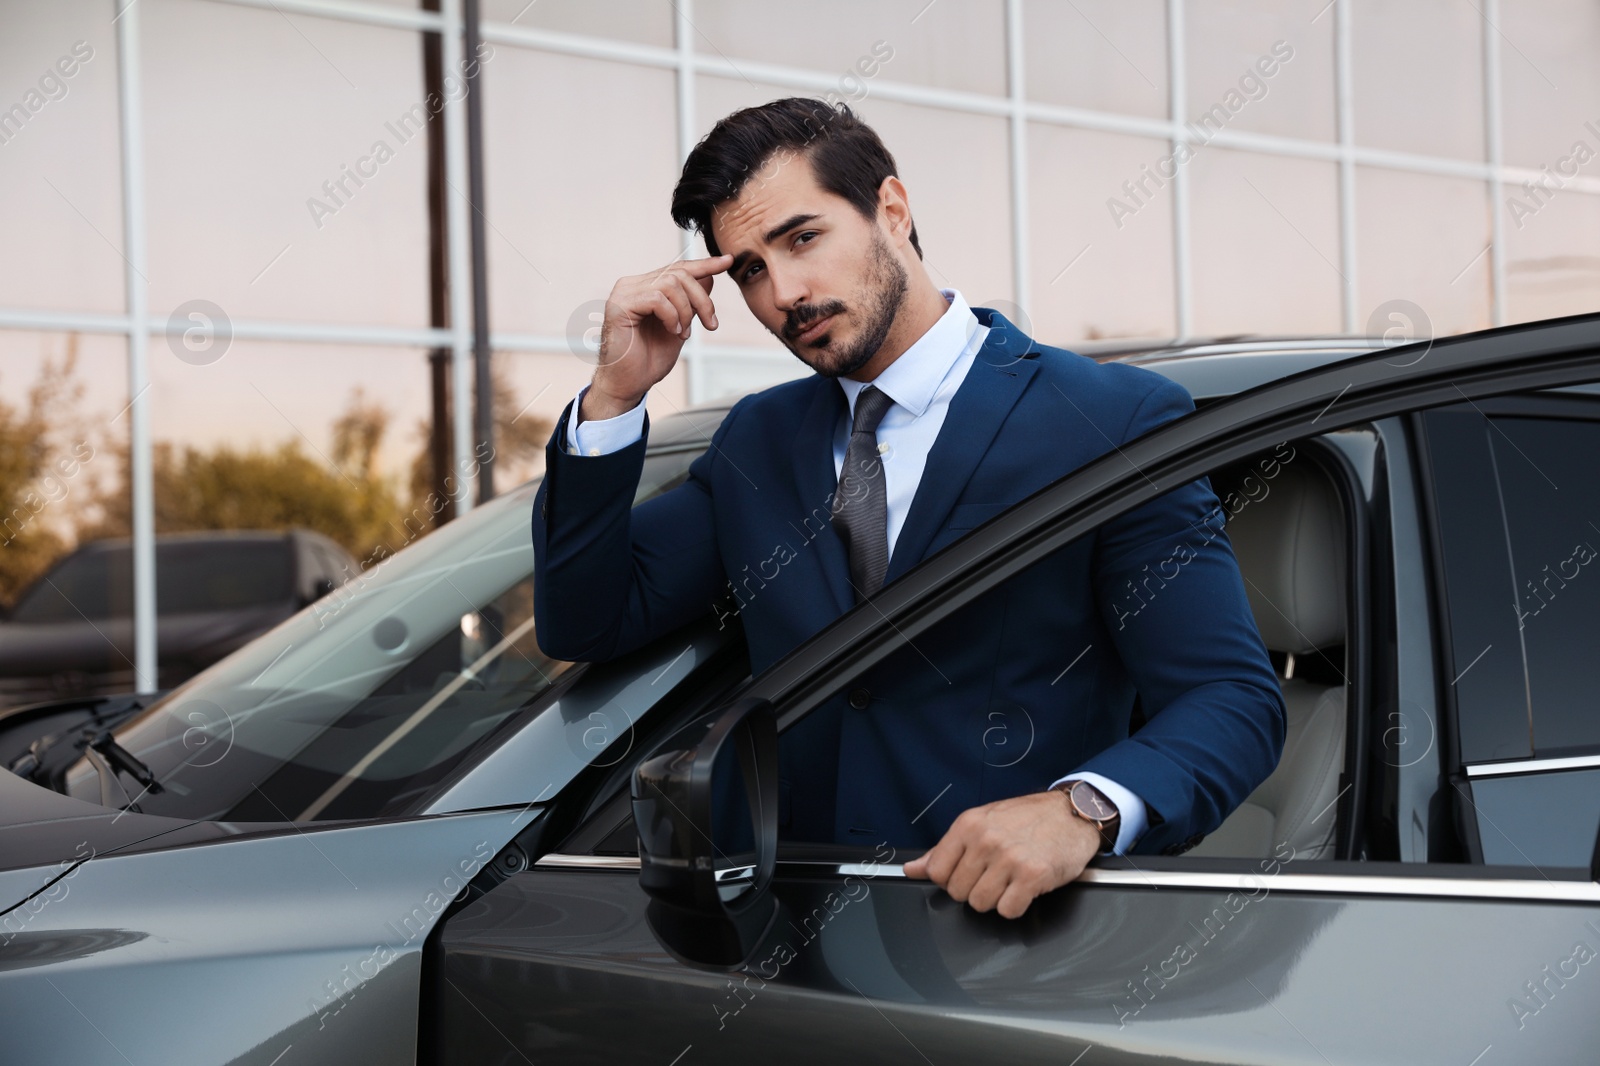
{"left": 740, "top": 263, "right": 764, "bottom": 283}
{"left": 795, "top": 230, "right": 818, "bottom": 246}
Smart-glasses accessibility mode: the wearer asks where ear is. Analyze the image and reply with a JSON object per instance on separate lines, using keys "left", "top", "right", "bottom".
{"left": 877, "top": 175, "right": 914, "bottom": 249}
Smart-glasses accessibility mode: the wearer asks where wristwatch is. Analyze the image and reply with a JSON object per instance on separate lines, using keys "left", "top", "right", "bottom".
{"left": 1050, "top": 779, "right": 1121, "bottom": 852}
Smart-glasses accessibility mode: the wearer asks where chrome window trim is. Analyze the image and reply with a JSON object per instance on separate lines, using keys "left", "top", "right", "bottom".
{"left": 1466, "top": 754, "right": 1600, "bottom": 778}
{"left": 532, "top": 853, "right": 1600, "bottom": 902}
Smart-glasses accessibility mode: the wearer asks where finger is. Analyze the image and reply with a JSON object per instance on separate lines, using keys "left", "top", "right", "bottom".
{"left": 919, "top": 836, "right": 966, "bottom": 889}
{"left": 995, "top": 879, "right": 1039, "bottom": 920}
{"left": 677, "top": 253, "right": 733, "bottom": 279}
{"left": 664, "top": 271, "right": 718, "bottom": 330}
{"left": 943, "top": 847, "right": 991, "bottom": 903}
{"left": 902, "top": 852, "right": 930, "bottom": 879}
{"left": 646, "top": 288, "right": 691, "bottom": 336}
{"left": 965, "top": 865, "right": 1012, "bottom": 913}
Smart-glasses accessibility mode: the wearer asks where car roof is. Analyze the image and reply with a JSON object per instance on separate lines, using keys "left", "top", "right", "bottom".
{"left": 651, "top": 335, "right": 1385, "bottom": 442}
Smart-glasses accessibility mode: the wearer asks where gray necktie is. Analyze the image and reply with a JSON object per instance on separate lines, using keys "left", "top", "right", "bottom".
{"left": 832, "top": 384, "right": 895, "bottom": 601}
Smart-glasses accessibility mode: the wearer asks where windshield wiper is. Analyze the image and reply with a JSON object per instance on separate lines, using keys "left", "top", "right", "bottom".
{"left": 85, "top": 728, "right": 164, "bottom": 808}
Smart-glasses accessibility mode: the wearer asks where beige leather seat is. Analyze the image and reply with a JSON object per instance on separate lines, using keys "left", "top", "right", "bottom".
{"left": 1188, "top": 460, "right": 1347, "bottom": 860}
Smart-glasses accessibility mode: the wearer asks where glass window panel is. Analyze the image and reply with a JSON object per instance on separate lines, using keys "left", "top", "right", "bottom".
{"left": 0, "top": 329, "right": 128, "bottom": 578}
{"left": 1497, "top": 0, "right": 1600, "bottom": 170}
{"left": 1027, "top": 124, "right": 1176, "bottom": 344}
{"left": 1472, "top": 769, "right": 1600, "bottom": 868}
{"left": 1490, "top": 416, "right": 1600, "bottom": 755}
{"left": 142, "top": 0, "right": 430, "bottom": 329}
{"left": 0, "top": 331, "right": 134, "bottom": 705}
{"left": 482, "top": 49, "right": 680, "bottom": 335}
{"left": 492, "top": 349, "right": 693, "bottom": 486}
{"left": 696, "top": 0, "right": 1006, "bottom": 98}
{"left": 0, "top": 4, "right": 125, "bottom": 314}
{"left": 480, "top": 0, "right": 674, "bottom": 48}
{"left": 1023, "top": 0, "right": 1168, "bottom": 120}
{"left": 1355, "top": 168, "right": 1492, "bottom": 337}
{"left": 1189, "top": 148, "right": 1342, "bottom": 337}
{"left": 146, "top": 342, "right": 435, "bottom": 536}
{"left": 1503, "top": 182, "right": 1600, "bottom": 326}
{"left": 1351, "top": 0, "right": 1486, "bottom": 161}
{"left": 693, "top": 78, "right": 1014, "bottom": 352}
{"left": 1421, "top": 408, "right": 1533, "bottom": 762}
{"left": 1184, "top": 0, "right": 1335, "bottom": 143}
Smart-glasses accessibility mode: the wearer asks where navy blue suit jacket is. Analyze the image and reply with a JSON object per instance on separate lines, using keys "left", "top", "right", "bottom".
{"left": 532, "top": 308, "right": 1285, "bottom": 854}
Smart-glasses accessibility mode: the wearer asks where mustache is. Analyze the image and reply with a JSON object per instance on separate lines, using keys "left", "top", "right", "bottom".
{"left": 783, "top": 300, "right": 847, "bottom": 341}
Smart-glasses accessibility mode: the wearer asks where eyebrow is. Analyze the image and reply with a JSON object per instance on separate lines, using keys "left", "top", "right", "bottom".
{"left": 728, "top": 213, "right": 821, "bottom": 276}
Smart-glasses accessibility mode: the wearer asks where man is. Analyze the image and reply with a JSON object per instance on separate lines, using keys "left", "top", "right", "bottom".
{"left": 533, "top": 98, "right": 1285, "bottom": 919}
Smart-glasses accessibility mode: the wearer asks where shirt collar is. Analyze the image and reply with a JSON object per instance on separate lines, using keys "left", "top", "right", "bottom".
{"left": 837, "top": 289, "right": 981, "bottom": 419}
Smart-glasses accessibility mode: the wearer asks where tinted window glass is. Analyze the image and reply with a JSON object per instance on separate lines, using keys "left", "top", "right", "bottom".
{"left": 1471, "top": 769, "right": 1600, "bottom": 868}
{"left": 1422, "top": 409, "right": 1532, "bottom": 761}
{"left": 13, "top": 539, "right": 294, "bottom": 622}
{"left": 1491, "top": 416, "right": 1600, "bottom": 755}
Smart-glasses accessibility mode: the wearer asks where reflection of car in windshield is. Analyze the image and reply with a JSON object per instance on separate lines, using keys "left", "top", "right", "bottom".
{"left": 0, "top": 530, "right": 357, "bottom": 709}
{"left": 2, "top": 324, "right": 1598, "bottom": 1066}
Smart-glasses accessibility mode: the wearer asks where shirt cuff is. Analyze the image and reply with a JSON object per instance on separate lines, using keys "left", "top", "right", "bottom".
{"left": 565, "top": 384, "right": 647, "bottom": 456}
{"left": 1050, "top": 771, "right": 1150, "bottom": 856}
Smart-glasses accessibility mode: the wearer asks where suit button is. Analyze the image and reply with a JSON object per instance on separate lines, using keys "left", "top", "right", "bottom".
{"left": 1160, "top": 833, "right": 1206, "bottom": 856}
{"left": 848, "top": 687, "right": 871, "bottom": 710}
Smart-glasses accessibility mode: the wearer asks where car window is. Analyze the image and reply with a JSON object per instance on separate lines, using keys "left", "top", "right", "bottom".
{"left": 59, "top": 450, "right": 706, "bottom": 822}
{"left": 1423, "top": 400, "right": 1600, "bottom": 868}
{"left": 12, "top": 539, "right": 295, "bottom": 622}
{"left": 1424, "top": 406, "right": 1600, "bottom": 759}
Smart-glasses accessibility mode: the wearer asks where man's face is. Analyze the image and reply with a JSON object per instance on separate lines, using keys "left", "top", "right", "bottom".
{"left": 711, "top": 153, "right": 909, "bottom": 378}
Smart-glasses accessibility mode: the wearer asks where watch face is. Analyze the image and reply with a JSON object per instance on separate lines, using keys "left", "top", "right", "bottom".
{"left": 1072, "top": 781, "right": 1116, "bottom": 821}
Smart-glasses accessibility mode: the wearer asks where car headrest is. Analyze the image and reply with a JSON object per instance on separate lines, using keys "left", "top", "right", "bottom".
{"left": 1222, "top": 458, "right": 1346, "bottom": 654}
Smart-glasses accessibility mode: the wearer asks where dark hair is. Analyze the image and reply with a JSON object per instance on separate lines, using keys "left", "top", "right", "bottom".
{"left": 670, "top": 97, "right": 922, "bottom": 260}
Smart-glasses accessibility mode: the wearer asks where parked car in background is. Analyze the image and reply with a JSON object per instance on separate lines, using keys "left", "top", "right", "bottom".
{"left": 0, "top": 316, "right": 1597, "bottom": 1064}
{"left": 0, "top": 529, "right": 356, "bottom": 709}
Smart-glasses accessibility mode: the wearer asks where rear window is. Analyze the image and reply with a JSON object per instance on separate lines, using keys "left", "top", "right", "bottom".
{"left": 12, "top": 539, "right": 295, "bottom": 622}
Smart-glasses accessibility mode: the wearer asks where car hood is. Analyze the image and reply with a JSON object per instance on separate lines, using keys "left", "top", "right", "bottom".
{"left": 0, "top": 768, "right": 297, "bottom": 915}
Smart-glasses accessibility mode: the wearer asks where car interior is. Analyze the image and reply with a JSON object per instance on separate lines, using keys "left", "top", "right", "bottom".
{"left": 1189, "top": 446, "right": 1350, "bottom": 861}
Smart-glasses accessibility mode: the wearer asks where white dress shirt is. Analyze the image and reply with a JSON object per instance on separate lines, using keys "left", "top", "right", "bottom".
{"left": 562, "top": 289, "right": 1148, "bottom": 854}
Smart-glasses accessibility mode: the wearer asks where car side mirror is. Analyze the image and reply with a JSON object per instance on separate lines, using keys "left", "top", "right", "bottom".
{"left": 632, "top": 697, "right": 778, "bottom": 971}
{"left": 304, "top": 577, "right": 337, "bottom": 606}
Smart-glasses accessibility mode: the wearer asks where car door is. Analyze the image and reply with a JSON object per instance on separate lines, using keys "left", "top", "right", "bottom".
{"left": 435, "top": 316, "right": 1600, "bottom": 1066}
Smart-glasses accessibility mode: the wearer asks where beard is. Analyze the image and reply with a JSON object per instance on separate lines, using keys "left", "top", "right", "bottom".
{"left": 775, "top": 231, "right": 909, "bottom": 378}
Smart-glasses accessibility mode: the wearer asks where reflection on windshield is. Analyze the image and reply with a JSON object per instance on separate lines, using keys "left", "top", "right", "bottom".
{"left": 61, "top": 452, "right": 704, "bottom": 821}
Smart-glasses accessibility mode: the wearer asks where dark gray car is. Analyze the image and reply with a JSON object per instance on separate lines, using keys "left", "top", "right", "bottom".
{"left": 0, "top": 529, "right": 357, "bottom": 707}
{"left": 2, "top": 316, "right": 1597, "bottom": 1064}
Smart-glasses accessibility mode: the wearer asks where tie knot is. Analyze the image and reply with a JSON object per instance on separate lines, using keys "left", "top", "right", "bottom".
{"left": 851, "top": 385, "right": 894, "bottom": 435}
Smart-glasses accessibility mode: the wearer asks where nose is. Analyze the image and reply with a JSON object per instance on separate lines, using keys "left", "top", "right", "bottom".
{"left": 766, "top": 258, "right": 810, "bottom": 315}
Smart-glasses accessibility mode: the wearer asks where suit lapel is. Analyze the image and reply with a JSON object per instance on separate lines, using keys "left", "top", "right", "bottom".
{"left": 884, "top": 308, "right": 1041, "bottom": 584}
{"left": 789, "top": 376, "right": 856, "bottom": 616}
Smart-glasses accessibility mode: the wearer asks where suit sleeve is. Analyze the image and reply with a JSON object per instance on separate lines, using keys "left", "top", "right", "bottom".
{"left": 531, "top": 396, "right": 742, "bottom": 662}
{"left": 1074, "top": 377, "right": 1287, "bottom": 854}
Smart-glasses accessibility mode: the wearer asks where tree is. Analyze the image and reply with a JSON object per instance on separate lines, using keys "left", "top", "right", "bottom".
{"left": 0, "top": 341, "right": 94, "bottom": 608}
{"left": 80, "top": 367, "right": 553, "bottom": 570}
{"left": 80, "top": 388, "right": 412, "bottom": 566}
{"left": 403, "top": 355, "right": 553, "bottom": 535}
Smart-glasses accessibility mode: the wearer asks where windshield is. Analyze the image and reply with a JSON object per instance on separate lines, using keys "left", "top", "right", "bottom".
{"left": 13, "top": 539, "right": 295, "bottom": 622}
{"left": 61, "top": 451, "right": 704, "bottom": 821}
